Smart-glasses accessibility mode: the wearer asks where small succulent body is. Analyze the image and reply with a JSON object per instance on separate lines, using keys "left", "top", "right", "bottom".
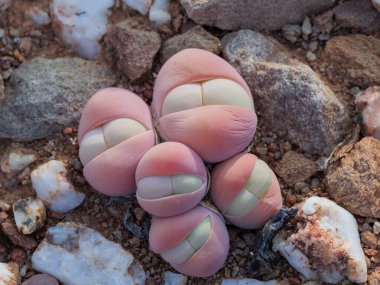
{"left": 78, "top": 88, "right": 156, "bottom": 196}
{"left": 152, "top": 49, "right": 257, "bottom": 163}
{"left": 149, "top": 205, "right": 229, "bottom": 277}
{"left": 136, "top": 142, "right": 208, "bottom": 217}
{"left": 211, "top": 153, "right": 283, "bottom": 229}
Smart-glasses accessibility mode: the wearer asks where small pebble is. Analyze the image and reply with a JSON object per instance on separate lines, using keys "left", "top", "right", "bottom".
{"left": 21, "top": 273, "right": 59, "bottom": 285}
{"left": 374, "top": 221, "right": 380, "bottom": 234}
{"left": 361, "top": 231, "right": 378, "bottom": 249}
{"left": 13, "top": 197, "right": 46, "bottom": 235}
{"left": 302, "top": 17, "right": 312, "bottom": 36}
{"left": 306, "top": 51, "right": 317, "bottom": 62}
{"left": 282, "top": 24, "right": 302, "bottom": 43}
{"left": 161, "top": 271, "right": 187, "bottom": 285}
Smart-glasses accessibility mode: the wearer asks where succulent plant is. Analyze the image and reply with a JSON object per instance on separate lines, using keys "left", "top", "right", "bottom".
{"left": 152, "top": 48, "right": 257, "bottom": 163}
{"left": 136, "top": 142, "right": 208, "bottom": 217}
{"left": 211, "top": 153, "right": 283, "bottom": 229}
{"left": 78, "top": 88, "right": 156, "bottom": 196}
{"left": 149, "top": 205, "right": 229, "bottom": 277}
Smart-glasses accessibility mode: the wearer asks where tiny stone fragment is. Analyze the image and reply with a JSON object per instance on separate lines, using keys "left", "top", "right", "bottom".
{"left": 355, "top": 86, "right": 380, "bottom": 139}
{"left": 25, "top": 6, "right": 51, "bottom": 26}
{"left": 0, "top": 262, "right": 20, "bottom": 285}
{"left": 162, "top": 271, "right": 188, "bottom": 285}
{"left": 149, "top": 0, "right": 171, "bottom": 27}
{"left": 122, "top": 0, "right": 152, "bottom": 15}
{"left": 302, "top": 17, "right": 312, "bottom": 36}
{"left": 281, "top": 24, "right": 302, "bottom": 43}
{"left": 13, "top": 197, "right": 46, "bottom": 234}
{"left": 374, "top": 221, "right": 380, "bottom": 234}
{"left": 32, "top": 222, "right": 146, "bottom": 285}
{"left": 361, "top": 231, "right": 378, "bottom": 249}
{"left": 31, "top": 160, "right": 85, "bottom": 213}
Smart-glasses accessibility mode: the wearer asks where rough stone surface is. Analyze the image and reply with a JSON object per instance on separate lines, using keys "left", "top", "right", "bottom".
{"left": 223, "top": 30, "right": 350, "bottom": 156}
{"left": 333, "top": 0, "right": 380, "bottom": 33}
{"left": 160, "top": 25, "right": 221, "bottom": 63}
{"left": 275, "top": 151, "right": 317, "bottom": 186}
{"left": 0, "top": 74, "right": 3, "bottom": 102}
{"left": 180, "top": 0, "right": 335, "bottom": 31}
{"left": 0, "top": 57, "right": 116, "bottom": 141}
{"left": 221, "top": 280, "right": 277, "bottom": 285}
{"left": 162, "top": 271, "right": 188, "bottom": 285}
{"left": 1, "top": 219, "right": 37, "bottom": 249}
{"left": 325, "top": 35, "right": 380, "bottom": 87}
{"left": 282, "top": 24, "right": 302, "bottom": 43}
{"left": 105, "top": 23, "right": 161, "bottom": 82}
{"left": 32, "top": 222, "right": 146, "bottom": 285}
{"left": 21, "top": 274, "right": 59, "bottom": 285}
{"left": 0, "top": 0, "right": 11, "bottom": 13}
{"left": 0, "top": 149, "right": 36, "bottom": 175}
{"left": 326, "top": 137, "right": 380, "bottom": 218}
{"left": 0, "top": 262, "right": 20, "bottom": 285}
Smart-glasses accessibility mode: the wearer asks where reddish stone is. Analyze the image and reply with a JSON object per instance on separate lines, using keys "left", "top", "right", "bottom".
{"left": 11, "top": 248, "right": 26, "bottom": 266}
{"left": 1, "top": 219, "right": 37, "bottom": 249}
{"left": 21, "top": 274, "right": 59, "bottom": 285}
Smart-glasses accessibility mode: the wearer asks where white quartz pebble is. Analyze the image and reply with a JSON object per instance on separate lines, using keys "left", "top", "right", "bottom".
{"left": 149, "top": 0, "right": 171, "bottom": 27}
{"left": 1, "top": 150, "right": 36, "bottom": 175}
{"left": 0, "top": 262, "right": 20, "bottom": 285}
{"left": 273, "top": 197, "right": 367, "bottom": 284}
{"left": 51, "top": 0, "right": 114, "bottom": 59}
{"left": 31, "top": 160, "right": 85, "bottom": 213}
{"left": 122, "top": 0, "right": 152, "bottom": 15}
{"left": 32, "top": 222, "right": 146, "bottom": 285}
{"left": 162, "top": 271, "right": 188, "bottom": 285}
{"left": 25, "top": 6, "right": 51, "bottom": 26}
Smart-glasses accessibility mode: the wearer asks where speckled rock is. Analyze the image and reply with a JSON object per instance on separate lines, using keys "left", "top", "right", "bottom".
{"left": 0, "top": 57, "right": 116, "bottom": 141}
{"left": 325, "top": 35, "right": 380, "bottom": 87}
{"left": 13, "top": 197, "right": 46, "bottom": 234}
{"left": 333, "top": 0, "right": 380, "bottom": 33}
{"left": 223, "top": 30, "right": 350, "bottom": 156}
{"left": 355, "top": 86, "right": 380, "bottom": 139}
{"left": 180, "top": 0, "right": 335, "bottom": 31}
{"left": 326, "top": 137, "right": 380, "bottom": 218}
{"left": 105, "top": 23, "right": 161, "bottom": 82}
{"left": 275, "top": 151, "right": 317, "bottom": 186}
{"left": 21, "top": 274, "right": 59, "bottom": 285}
{"left": 160, "top": 25, "right": 221, "bottom": 64}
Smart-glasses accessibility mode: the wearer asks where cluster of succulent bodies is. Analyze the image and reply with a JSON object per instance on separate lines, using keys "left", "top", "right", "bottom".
{"left": 78, "top": 48, "right": 283, "bottom": 277}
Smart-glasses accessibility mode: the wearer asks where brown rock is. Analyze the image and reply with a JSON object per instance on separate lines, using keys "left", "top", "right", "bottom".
{"left": 361, "top": 231, "right": 378, "bottom": 249}
{"left": 275, "top": 151, "right": 317, "bottom": 186}
{"left": 325, "top": 35, "right": 380, "bottom": 87}
{"left": 180, "top": 0, "right": 335, "bottom": 31}
{"left": 105, "top": 23, "right": 161, "bottom": 83}
{"left": 333, "top": 0, "right": 380, "bottom": 33}
{"left": 10, "top": 248, "right": 26, "bottom": 266}
{"left": 326, "top": 137, "right": 380, "bottom": 218}
{"left": 1, "top": 219, "right": 37, "bottom": 249}
{"left": 21, "top": 274, "right": 59, "bottom": 285}
{"left": 160, "top": 25, "right": 221, "bottom": 64}
{"left": 313, "top": 10, "right": 334, "bottom": 34}
{"left": 356, "top": 86, "right": 380, "bottom": 139}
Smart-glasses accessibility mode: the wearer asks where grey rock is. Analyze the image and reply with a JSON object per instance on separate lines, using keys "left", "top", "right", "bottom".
{"left": 160, "top": 25, "right": 221, "bottom": 64}
{"left": 0, "top": 73, "right": 3, "bottom": 102}
{"left": 302, "top": 17, "right": 312, "bottom": 36}
{"left": 275, "top": 151, "right": 317, "bottom": 186}
{"left": 180, "top": 0, "right": 335, "bottom": 31}
{"left": 313, "top": 10, "right": 334, "bottom": 33}
{"left": 326, "top": 136, "right": 380, "bottom": 218}
{"left": 324, "top": 34, "right": 380, "bottom": 87}
{"left": 222, "top": 30, "right": 350, "bottom": 156}
{"left": 105, "top": 23, "right": 161, "bottom": 82}
{"left": 21, "top": 274, "right": 59, "bottom": 285}
{"left": 281, "top": 24, "right": 302, "bottom": 43}
{"left": 333, "top": 0, "right": 380, "bottom": 33}
{"left": 0, "top": 57, "right": 116, "bottom": 141}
